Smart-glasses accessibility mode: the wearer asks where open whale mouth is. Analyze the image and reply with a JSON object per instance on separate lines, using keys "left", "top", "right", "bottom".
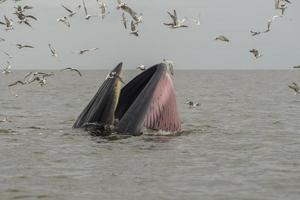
{"left": 73, "top": 62, "right": 181, "bottom": 136}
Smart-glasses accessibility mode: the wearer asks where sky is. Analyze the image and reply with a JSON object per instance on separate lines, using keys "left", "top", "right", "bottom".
{"left": 0, "top": 0, "right": 299, "bottom": 69}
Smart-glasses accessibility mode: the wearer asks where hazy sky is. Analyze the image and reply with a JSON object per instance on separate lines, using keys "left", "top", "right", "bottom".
{"left": 0, "top": 0, "right": 299, "bottom": 69}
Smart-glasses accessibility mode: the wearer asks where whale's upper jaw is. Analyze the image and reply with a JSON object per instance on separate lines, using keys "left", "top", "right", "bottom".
{"left": 72, "top": 62, "right": 123, "bottom": 129}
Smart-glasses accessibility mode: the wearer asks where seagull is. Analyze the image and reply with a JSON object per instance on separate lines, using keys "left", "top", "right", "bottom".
{"left": 48, "top": 43, "right": 59, "bottom": 57}
{"left": 27, "top": 73, "right": 54, "bottom": 86}
{"left": 16, "top": 43, "right": 34, "bottom": 49}
{"left": 249, "top": 49, "right": 262, "bottom": 59}
{"left": 23, "top": 72, "right": 53, "bottom": 82}
{"left": 130, "top": 20, "right": 139, "bottom": 37}
{"left": 2, "top": 61, "right": 11, "bottom": 75}
{"left": 288, "top": 82, "right": 299, "bottom": 95}
{"left": 250, "top": 30, "right": 262, "bottom": 36}
{"left": 73, "top": 48, "right": 99, "bottom": 55}
{"left": 185, "top": 98, "right": 200, "bottom": 108}
{"left": 119, "top": 4, "right": 142, "bottom": 24}
{"left": 121, "top": 13, "right": 128, "bottom": 29}
{"left": 0, "top": 16, "right": 13, "bottom": 30}
{"left": 14, "top": 5, "right": 33, "bottom": 13}
{"left": 60, "top": 67, "right": 82, "bottom": 76}
{"left": 57, "top": 16, "right": 70, "bottom": 27}
{"left": 275, "top": 0, "right": 289, "bottom": 15}
{"left": 164, "top": 10, "right": 188, "bottom": 29}
{"left": 8, "top": 80, "right": 27, "bottom": 87}
{"left": 105, "top": 71, "right": 125, "bottom": 83}
{"left": 3, "top": 51, "right": 14, "bottom": 59}
{"left": 215, "top": 35, "right": 230, "bottom": 42}
{"left": 61, "top": 4, "right": 77, "bottom": 17}
{"left": 293, "top": 66, "right": 300, "bottom": 69}
{"left": 97, "top": 0, "right": 110, "bottom": 19}
{"left": 136, "top": 65, "right": 146, "bottom": 71}
{"left": 82, "top": 0, "right": 98, "bottom": 20}
{"left": 163, "top": 59, "right": 174, "bottom": 75}
{"left": 264, "top": 15, "right": 282, "bottom": 33}
{"left": 116, "top": 0, "right": 126, "bottom": 10}
{"left": 0, "top": 37, "right": 5, "bottom": 42}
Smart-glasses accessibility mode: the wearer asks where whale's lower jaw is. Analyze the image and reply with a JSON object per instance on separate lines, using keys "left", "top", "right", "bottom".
{"left": 73, "top": 62, "right": 181, "bottom": 136}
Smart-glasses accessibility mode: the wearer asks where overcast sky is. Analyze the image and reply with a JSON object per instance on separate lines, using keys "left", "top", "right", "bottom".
{"left": 0, "top": 0, "right": 299, "bottom": 69}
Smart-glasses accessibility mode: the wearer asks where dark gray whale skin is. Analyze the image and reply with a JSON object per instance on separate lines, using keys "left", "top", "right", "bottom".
{"left": 73, "top": 63, "right": 123, "bottom": 129}
{"left": 73, "top": 63, "right": 180, "bottom": 136}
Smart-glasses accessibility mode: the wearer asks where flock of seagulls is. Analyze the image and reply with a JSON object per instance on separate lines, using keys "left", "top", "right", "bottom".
{"left": 0, "top": 0, "right": 299, "bottom": 102}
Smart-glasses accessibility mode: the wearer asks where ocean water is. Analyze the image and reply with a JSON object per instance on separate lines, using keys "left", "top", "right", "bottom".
{"left": 0, "top": 70, "right": 300, "bottom": 200}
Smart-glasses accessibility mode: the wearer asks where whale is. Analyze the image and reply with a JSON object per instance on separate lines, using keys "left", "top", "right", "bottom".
{"left": 73, "top": 62, "right": 181, "bottom": 136}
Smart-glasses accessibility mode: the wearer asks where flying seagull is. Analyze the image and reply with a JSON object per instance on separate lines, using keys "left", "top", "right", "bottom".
{"left": 57, "top": 16, "right": 70, "bottom": 27}
{"left": 0, "top": 37, "right": 5, "bottom": 42}
{"left": 118, "top": 3, "right": 142, "bottom": 24}
{"left": 48, "top": 43, "right": 59, "bottom": 57}
{"left": 121, "top": 13, "right": 128, "bottom": 29}
{"left": 0, "top": 15, "right": 13, "bottom": 30}
{"left": 73, "top": 48, "right": 99, "bottom": 55}
{"left": 61, "top": 4, "right": 78, "bottom": 17}
{"left": 2, "top": 61, "right": 11, "bottom": 75}
{"left": 3, "top": 51, "right": 14, "bottom": 59}
{"left": 250, "top": 30, "right": 262, "bottom": 36}
{"left": 16, "top": 43, "right": 34, "bottom": 49}
{"left": 288, "top": 82, "right": 299, "bottom": 95}
{"left": 249, "top": 49, "right": 262, "bottom": 59}
{"left": 60, "top": 67, "right": 82, "bottom": 76}
{"left": 97, "top": 0, "right": 110, "bottom": 19}
{"left": 293, "top": 66, "right": 300, "bottom": 69}
{"left": 215, "top": 35, "right": 230, "bottom": 42}
{"left": 82, "top": 0, "right": 98, "bottom": 20}
{"left": 130, "top": 20, "right": 139, "bottom": 37}
{"left": 163, "top": 10, "right": 188, "bottom": 29}
{"left": 116, "top": 0, "right": 126, "bottom": 9}
{"left": 264, "top": 15, "right": 282, "bottom": 33}
{"left": 8, "top": 80, "right": 27, "bottom": 87}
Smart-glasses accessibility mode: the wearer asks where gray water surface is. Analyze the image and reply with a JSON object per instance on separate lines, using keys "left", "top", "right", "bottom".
{"left": 1, "top": 70, "right": 300, "bottom": 200}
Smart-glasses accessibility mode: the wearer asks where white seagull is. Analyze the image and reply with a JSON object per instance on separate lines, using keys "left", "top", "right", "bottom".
{"left": 2, "top": 61, "right": 12, "bottom": 75}
{"left": 82, "top": 0, "right": 98, "bottom": 20}
{"left": 0, "top": 15, "right": 13, "bottom": 30}
{"left": 73, "top": 48, "right": 99, "bottom": 55}
{"left": 164, "top": 10, "right": 188, "bottom": 29}
{"left": 57, "top": 16, "right": 70, "bottom": 27}
{"left": 60, "top": 67, "right": 82, "bottom": 77}
{"left": 249, "top": 49, "right": 262, "bottom": 59}
{"left": 137, "top": 65, "right": 146, "bottom": 71}
{"left": 48, "top": 43, "right": 59, "bottom": 58}
{"left": 215, "top": 35, "right": 230, "bottom": 42}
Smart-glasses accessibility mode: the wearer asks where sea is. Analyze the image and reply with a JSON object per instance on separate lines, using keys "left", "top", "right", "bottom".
{"left": 0, "top": 70, "right": 300, "bottom": 200}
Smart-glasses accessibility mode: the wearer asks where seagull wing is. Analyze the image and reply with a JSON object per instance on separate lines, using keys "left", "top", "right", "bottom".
{"left": 167, "top": 11, "right": 176, "bottom": 24}
{"left": 8, "top": 81, "right": 26, "bottom": 87}
{"left": 130, "top": 20, "right": 136, "bottom": 31}
{"left": 73, "top": 69, "right": 82, "bottom": 76}
{"left": 61, "top": 4, "right": 73, "bottom": 14}
{"left": 122, "top": 13, "right": 127, "bottom": 29}
{"left": 121, "top": 5, "right": 137, "bottom": 20}
{"left": 82, "top": 0, "right": 88, "bottom": 16}
{"left": 26, "top": 15, "right": 38, "bottom": 20}
{"left": 4, "top": 16, "right": 10, "bottom": 24}
{"left": 23, "top": 45, "right": 34, "bottom": 48}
